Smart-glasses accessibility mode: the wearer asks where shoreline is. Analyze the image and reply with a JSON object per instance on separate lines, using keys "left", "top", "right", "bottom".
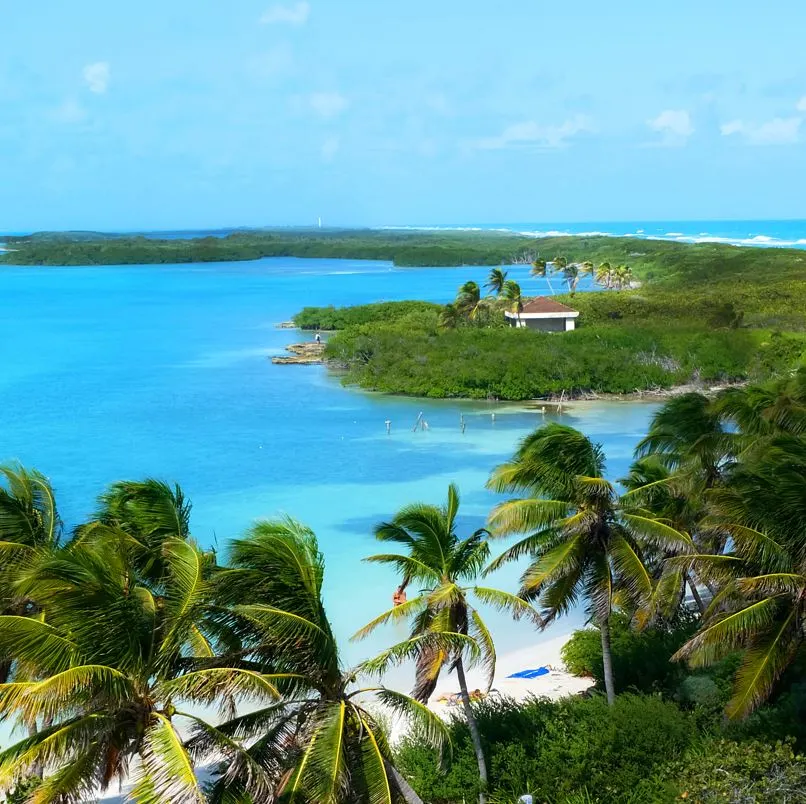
{"left": 386, "top": 629, "right": 594, "bottom": 743}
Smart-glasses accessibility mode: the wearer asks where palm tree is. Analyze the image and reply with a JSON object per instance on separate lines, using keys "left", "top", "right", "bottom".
{"left": 0, "top": 464, "right": 61, "bottom": 684}
{"left": 354, "top": 485, "right": 537, "bottom": 804}
{"left": 486, "top": 424, "right": 689, "bottom": 705}
{"left": 198, "top": 519, "right": 446, "bottom": 804}
{"left": 484, "top": 267, "right": 508, "bottom": 297}
{"left": 674, "top": 435, "right": 806, "bottom": 718}
{"left": 502, "top": 280, "right": 523, "bottom": 327}
{"left": 75, "top": 478, "right": 194, "bottom": 585}
{"left": 580, "top": 261, "right": 595, "bottom": 279}
{"left": 456, "top": 281, "right": 483, "bottom": 320}
{"left": 562, "top": 263, "right": 581, "bottom": 295}
{"left": 0, "top": 531, "right": 222, "bottom": 803}
{"left": 595, "top": 262, "right": 613, "bottom": 289}
{"left": 439, "top": 303, "right": 463, "bottom": 330}
{"left": 614, "top": 264, "right": 633, "bottom": 290}
{"left": 530, "top": 259, "right": 556, "bottom": 295}
{"left": 621, "top": 456, "right": 707, "bottom": 618}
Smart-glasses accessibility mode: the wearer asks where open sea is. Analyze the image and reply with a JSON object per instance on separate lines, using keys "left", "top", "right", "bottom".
{"left": 0, "top": 255, "right": 663, "bottom": 683}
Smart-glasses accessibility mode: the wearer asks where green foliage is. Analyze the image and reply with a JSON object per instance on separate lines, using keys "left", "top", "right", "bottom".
{"left": 293, "top": 300, "right": 441, "bottom": 330}
{"left": 395, "top": 694, "right": 693, "bottom": 804}
{"left": 645, "top": 738, "right": 806, "bottom": 803}
{"left": 325, "top": 321, "right": 787, "bottom": 400}
{"left": 560, "top": 613, "right": 697, "bottom": 695}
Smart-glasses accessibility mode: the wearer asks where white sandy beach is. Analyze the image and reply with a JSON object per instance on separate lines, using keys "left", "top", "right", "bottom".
{"left": 387, "top": 631, "right": 594, "bottom": 743}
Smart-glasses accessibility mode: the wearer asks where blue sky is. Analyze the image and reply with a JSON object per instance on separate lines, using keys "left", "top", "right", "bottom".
{"left": 2, "top": 0, "right": 806, "bottom": 231}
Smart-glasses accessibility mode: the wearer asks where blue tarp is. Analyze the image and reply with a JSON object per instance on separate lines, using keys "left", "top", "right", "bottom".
{"left": 507, "top": 666, "right": 549, "bottom": 679}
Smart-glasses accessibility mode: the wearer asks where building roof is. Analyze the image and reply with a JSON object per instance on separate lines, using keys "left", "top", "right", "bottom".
{"left": 504, "top": 296, "right": 579, "bottom": 318}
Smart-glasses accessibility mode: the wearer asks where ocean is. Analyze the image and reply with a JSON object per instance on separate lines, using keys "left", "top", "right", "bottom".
{"left": 0, "top": 257, "right": 653, "bottom": 679}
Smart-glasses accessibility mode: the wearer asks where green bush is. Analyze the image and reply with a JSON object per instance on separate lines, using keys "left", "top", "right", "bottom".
{"left": 396, "top": 694, "right": 694, "bottom": 804}
{"left": 641, "top": 739, "right": 806, "bottom": 803}
{"left": 293, "top": 301, "right": 441, "bottom": 330}
{"left": 560, "top": 613, "right": 697, "bottom": 696}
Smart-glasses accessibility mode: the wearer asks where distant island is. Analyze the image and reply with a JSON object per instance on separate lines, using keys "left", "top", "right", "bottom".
{"left": 286, "top": 235, "right": 806, "bottom": 400}
{"left": 5, "top": 228, "right": 806, "bottom": 401}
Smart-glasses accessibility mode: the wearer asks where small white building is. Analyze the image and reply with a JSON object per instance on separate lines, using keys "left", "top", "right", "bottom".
{"left": 505, "top": 296, "right": 579, "bottom": 332}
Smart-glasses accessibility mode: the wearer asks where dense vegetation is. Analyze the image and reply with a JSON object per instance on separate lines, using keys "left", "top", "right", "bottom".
{"left": 293, "top": 301, "right": 441, "bottom": 330}
{"left": 293, "top": 238, "right": 806, "bottom": 399}
{"left": 0, "top": 230, "right": 544, "bottom": 268}
{"left": 2, "top": 373, "right": 806, "bottom": 802}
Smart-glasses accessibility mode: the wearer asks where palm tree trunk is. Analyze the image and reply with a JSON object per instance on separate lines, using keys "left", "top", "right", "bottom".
{"left": 455, "top": 655, "right": 488, "bottom": 804}
{"left": 384, "top": 759, "right": 425, "bottom": 804}
{"left": 599, "top": 616, "right": 616, "bottom": 706}
{"left": 686, "top": 572, "right": 706, "bottom": 614}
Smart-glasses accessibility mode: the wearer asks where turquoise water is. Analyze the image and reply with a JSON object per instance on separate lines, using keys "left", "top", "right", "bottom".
{"left": 0, "top": 258, "right": 654, "bottom": 670}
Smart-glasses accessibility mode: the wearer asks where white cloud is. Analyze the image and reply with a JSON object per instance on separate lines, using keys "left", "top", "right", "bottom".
{"left": 309, "top": 91, "right": 348, "bottom": 119}
{"left": 51, "top": 98, "right": 87, "bottom": 124}
{"left": 83, "top": 62, "right": 110, "bottom": 94}
{"left": 797, "top": 96, "right": 806, "bottom": 113}
{"left": 466, "top": 116, "right": 591, "bottom": 151}
{"left": 321, "top": 136, "right": 339, "bottom": 162}
{"left": 647, "top": 109, "right": 693, "bottom": 144}
{"left": 260, "top": 1, "right": 310, "bottom": 25}
{"left": 721, "top": 116, "right": 801, "bottom": 145}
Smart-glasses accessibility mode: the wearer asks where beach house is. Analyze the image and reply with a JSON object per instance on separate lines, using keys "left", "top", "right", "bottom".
{"left": 505, "top": 296, "right": 580, "bottom": 332}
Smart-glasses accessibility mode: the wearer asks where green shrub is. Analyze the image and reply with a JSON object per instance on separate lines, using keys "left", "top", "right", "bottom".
{"left": 396, "top": 694, "right": 694, "bottom": 804}
{"left": 560, "top": 613, "right": 697, "bottom": 696}
{"left": 641, "top": 739, "right": 806, "bottom": 803}
{"left": 293, "top": 301, "right": 441, "bottom": 330}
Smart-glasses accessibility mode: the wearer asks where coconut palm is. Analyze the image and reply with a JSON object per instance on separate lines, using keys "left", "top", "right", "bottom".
{"left": 595, "top": 262, "right": 613, "bottom": 289}
{"left": 197, "top": 519, "right": 446, "bottom": 804}
{"left": 456, "top": 281, "right": 483, "bottom": 320}
{"left": 354, "top": 485, "right": 537, "bottom": 804}
{"left": 0, "top": 464, "right": 61, "bottom": 684}
{"left": 562, "top": 263, "right": 581, "bottom": 295}
{"left": 530, "top": 259, "right": 556, "bottom": 295}
{"left": 0, "top": 530, "right": 222, "bottom": 803}
{"left": 621, "top": 456, "right": 707, "bottom": 618}
{"left": 439, "top": 303, "right": 463, "bottom": 330}
{"left": 673, "top": 434, "right": 806, "bottom": 718}
{"left": 614, "top": 264, "right": 633, "bottom": 290}
{"left": 502, "top": 280, "right": 523, "bottom": 327}
{"left": 484, "top": 267, "right": 508, "bottom": 297}
{"left": 74, "top": 479, "right": 194, "bottom": 586}
{"left": 486, "top": 424, "right": 690, "bottom": 705}
{"left": 714, "top": 368, "right": 806, "bottom": 438}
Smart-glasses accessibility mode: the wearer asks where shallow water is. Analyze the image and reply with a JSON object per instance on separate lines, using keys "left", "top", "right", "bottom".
{"left": 0, "top": 258, "right": 654, "bottom": 674}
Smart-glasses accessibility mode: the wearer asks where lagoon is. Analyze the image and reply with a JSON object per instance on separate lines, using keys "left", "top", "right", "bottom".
{"left": 0, "top": 257, "right": 653, "bottom": 672}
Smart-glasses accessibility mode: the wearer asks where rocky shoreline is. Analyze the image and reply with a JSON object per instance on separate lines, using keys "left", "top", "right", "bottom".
{"left": 271, "top": 342, "right": 326, "bottom": 365}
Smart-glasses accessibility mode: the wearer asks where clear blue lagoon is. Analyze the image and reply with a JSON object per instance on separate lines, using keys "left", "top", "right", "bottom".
{"left": 0, "top": 258, "right": 656, "bottom": 670}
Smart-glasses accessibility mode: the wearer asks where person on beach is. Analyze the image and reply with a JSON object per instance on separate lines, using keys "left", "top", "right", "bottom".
{"left": 315, "top": 332, "right": 321, "bottom": 344}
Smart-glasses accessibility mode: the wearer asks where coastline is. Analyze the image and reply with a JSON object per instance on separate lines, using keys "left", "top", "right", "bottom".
{"left": 387, "top": 629, "right": 594, "bottom": 743}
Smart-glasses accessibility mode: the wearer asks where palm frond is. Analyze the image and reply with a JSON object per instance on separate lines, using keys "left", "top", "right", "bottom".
{"left": 354, "top": 711, "right": 393, "bottom": 804}
{"left": 471, "top": 586, "right": 543, "bottom": 626}
{"left": 487, "top": 499, "right": 570, "bottom": 536}
{"left": 351, "top": 595, "right": 428, "bottom": 642}
{"left": 129, "top": 712, "right": 204, "bottom": 804}
{"left": 359, "top": 632, "right": 479, "bottom": 679}
{"left": 726, "top": 609, "right": 800, "bottom": 719}
{"left": 0, "top": 617, "right": 78, "bottom": 677}
{"left": 370, "top": 688, "right": 450, "bottom": 753}
{"left": 673, "top": 597, "right": 782, "bottom": 667}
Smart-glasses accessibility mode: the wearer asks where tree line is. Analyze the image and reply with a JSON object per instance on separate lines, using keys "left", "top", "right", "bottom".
{"left": 1, "top": 371, "right": 806, "bottom": 802}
